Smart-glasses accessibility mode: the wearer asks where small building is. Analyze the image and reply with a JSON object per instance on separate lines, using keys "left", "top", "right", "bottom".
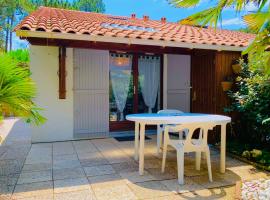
{"left": 15, "top": 7, "right": 254, "bottom": 143}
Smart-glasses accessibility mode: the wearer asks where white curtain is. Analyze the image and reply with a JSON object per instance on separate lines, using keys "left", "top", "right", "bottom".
{"left": 138, "top": 56, "right": 160, "bottom": 113}
{"left": 110, "top": 54, "right": 132, "bottom": 121}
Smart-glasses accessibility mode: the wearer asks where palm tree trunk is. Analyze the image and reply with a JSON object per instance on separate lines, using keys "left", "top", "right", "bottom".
{"left": 9, "top": 14, "right": 14, "bottom": 51}
{"left": 5, "top": 17, "right": 10, "bottom": 52}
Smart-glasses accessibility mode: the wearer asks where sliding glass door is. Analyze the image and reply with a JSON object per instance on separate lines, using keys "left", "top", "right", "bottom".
{"left": 109, "top": 53, "right": 162, "bottom": 131}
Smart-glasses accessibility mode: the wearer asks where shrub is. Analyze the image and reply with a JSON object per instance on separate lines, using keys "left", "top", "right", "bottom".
{"left": 225, "top": 59, "right": 270, "bottom": 147}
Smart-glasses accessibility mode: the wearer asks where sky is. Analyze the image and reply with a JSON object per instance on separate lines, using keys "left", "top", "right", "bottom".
{"left": 14, "top": 0, "right": 259, "bottom": 49}
{"left": 103, "top": 0, "right": 258, "bottom": 29}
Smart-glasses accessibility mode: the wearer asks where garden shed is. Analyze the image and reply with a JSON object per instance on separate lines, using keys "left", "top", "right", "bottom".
{"left": 15, "top": 6, "right": 254, "bottom": 142}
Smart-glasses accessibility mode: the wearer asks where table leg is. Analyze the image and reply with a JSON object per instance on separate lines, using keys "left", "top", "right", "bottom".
{"left": 157, "top": 125, "right": 162, "bottom": 154}
{"left": 139, "top": 123, "right": 145, "bottom": 175}
{"left": 220, "top": 124, "right": 226, "bottom": 173}
{"left": 134, "top": 122, "right": 139, "bottom": 161}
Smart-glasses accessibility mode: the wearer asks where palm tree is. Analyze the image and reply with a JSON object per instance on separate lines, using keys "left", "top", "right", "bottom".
{"left": 168, "top": 0, "right": 270, "bottom": 72}
{"left": 0, "top": 53, "right": 46, "bottom": 125}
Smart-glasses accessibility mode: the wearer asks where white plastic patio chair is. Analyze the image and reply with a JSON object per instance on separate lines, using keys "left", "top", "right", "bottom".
{"left": 161, "top": 123, "right": 213, "bottom": 185}
{"left": 157, "top": 109, "right": 185, "bottom": 154}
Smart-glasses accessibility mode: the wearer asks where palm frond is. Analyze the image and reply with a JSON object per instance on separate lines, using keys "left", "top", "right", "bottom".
{"left": 256, "top": 0, "right": 269, "bottom": 12}
{"left": 243, "top": 11, "right": 270, "bottom": 33}
{"left": 0, "top": 53, "right": 46, "bottom": 125}
{"left": 180, "top": 7, "right": 223, "bottom": 27}
{"left": 168, "top": 0, "right": 201, "bottom": 8}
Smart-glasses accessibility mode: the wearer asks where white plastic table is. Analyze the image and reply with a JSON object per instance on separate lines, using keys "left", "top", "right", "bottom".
{"left": 126, "top": 113, "right": 231, "bottom": 175}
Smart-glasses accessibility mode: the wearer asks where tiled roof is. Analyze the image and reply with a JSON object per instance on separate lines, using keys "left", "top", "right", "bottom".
{"left": 15, "top": 6, "right": 255, "bottom": 49}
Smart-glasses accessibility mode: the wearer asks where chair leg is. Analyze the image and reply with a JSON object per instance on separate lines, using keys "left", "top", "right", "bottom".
{"left": 201, "top": 152, "right": 206, "bottom": 160}
{"left": 195, "top": 151, "right": 201, "bottom": 171}
{"left": 179, "top": 131, "right": 183, "bottom": 140}
{"left": 205, "top": 147, "right": 213, "bottom": 182}
{"left": 176, "top": 149, "right": 184, "bottom": 185}
{"left": 161, "top": 136, "right": 168, "bottom": 173}
{"left": 157, "top": 126, "right": 162, "bottom": 154}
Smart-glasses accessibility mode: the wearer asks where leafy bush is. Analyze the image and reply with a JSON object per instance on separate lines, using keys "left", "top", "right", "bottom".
{"left": 225, "top": 59, "right": 270, "bottom": 146}
{"left": 227, "top": 141, "right": 270, "bottom": 170}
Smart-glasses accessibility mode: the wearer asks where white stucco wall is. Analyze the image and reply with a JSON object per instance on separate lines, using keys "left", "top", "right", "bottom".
{"left": 30, "top": 45, "right": 74, "bottom": 142}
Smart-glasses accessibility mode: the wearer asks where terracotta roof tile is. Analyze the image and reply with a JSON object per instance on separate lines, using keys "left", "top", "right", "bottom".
{"left": 15, "top": 6, "right": 255, "bottom": 48}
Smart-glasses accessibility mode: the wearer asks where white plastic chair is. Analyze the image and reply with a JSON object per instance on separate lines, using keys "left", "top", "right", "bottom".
{"left": 157, "top": 109, "right": 184, "bottom": 154}
{"left": 161, "top": 123, "right": 213, "bottom": 185}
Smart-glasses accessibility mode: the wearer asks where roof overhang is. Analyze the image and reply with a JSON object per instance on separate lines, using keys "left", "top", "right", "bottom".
{"left": 16, "top": 30, "right": 246, "bottom": 52}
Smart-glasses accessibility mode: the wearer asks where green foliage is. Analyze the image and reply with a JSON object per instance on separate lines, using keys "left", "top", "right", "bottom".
{"left": 225, "top": 59, "right": 270, "bottom": 145}
{"left": 243, "top": 149, "right": 263, "bottom": 159}
{"left": 29, "top": 0, "right": 76, "bottom": 10}
{"left": 0, "top": 0, "right": 32, "bottom": 51}
{"left": 73, "top": 0, "right": 105, "bottom": 12}
{"left": 243, "top": 28, "right": 270, "bottom": 73}
{"left": 168, "top": 0, "right": 201, "bottom": 8}
{"left": 0, "top": 52, "right": 46, "bottom": 125}
{"left": 238, "top": 27, "right": 257, "bottom": 34}
{"left": 27, "top": 0, "right": 106, "bottom": 12}
{"left": 227, "top": 141, "right": 270, "bottom": 170}
{"left": 5, "top": 49, "right": 29, "bottom": 63}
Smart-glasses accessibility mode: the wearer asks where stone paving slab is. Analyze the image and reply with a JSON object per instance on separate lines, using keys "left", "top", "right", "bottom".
{"left": 17, "top": 170, "right": 52, "bottom": 184}
{"left": 54, "top": 177, "right": 90, "bottom": 194}
{"left": 88, "top": 174, "right": 123, "bottom": 186}
{"left": 53, "top": 154, "right": 78, "bottom": 162}
{"left": 0, "top": 159, "right": 24, "bottom": 176}
{"left": 53, "top": 142, "right": 75, "bottom": 156}
{"left": 111, "top": 161, "right": 139, "bottom": 173}
{"left": 72, "top": 140, "right": 98, "bottom": 153}
{"left": 22, "top": 163, "right": 52, "bottom": 172}
{"left": 161, "top": 178, "right": 205, "bottom": 194}
{"left": 91, "top": 182, "right": 137, "bottom": 200}
{"left": 19, "top": 194, "right": 54, "bottom": 200}
{"left": 13, "top": 181, "right": 53, "bottom": 199}
{"left": 84, "top": 164, "right": 116, "bottom": 177}
{"left": 127, "top": 180, "right": 173, "bottom": 199}
{"left": 53, "top": 159, "right": 81, "bottom": 170}
{"left": 53, "top": 167, "right": 85, "bottom": 180}
{"left": 54, "top": 189, "right": 96, "bottom": 200}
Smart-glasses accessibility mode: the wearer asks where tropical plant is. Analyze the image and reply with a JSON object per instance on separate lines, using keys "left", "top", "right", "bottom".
{"left": 0, "top": 52, "right": 45, "bottom": 125}
{"left": 168, "top": 0, "right": 270, "bottom": 73}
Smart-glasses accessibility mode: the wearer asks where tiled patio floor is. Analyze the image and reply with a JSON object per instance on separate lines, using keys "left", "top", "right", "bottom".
{"left": 0, "top": 119, "right": 269, "bottom": 199}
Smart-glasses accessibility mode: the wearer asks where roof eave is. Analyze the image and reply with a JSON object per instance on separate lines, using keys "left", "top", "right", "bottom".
{"left": 16, "top": 30, "right": 246, "bottom": 52}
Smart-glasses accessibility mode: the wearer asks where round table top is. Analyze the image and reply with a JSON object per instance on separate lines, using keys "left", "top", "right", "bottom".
{"left": 126, "top": 113, "right": 231, "bottom": 125}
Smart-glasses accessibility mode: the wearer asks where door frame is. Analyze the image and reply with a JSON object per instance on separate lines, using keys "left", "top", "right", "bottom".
{"left": 109, "top": 53, "right": 164, "bottom": 131}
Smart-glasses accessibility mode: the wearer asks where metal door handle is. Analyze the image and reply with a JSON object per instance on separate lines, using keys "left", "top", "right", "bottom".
{"left": 192, "top": 91, "right": 196, "bottom": 101}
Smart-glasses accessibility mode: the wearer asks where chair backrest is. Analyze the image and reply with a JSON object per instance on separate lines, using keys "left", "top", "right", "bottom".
{"left": 158, "top": 109, "right": 183, "bottom": 114}
{"left": 165, "top": 123, "right": 214, "bottom": 151}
